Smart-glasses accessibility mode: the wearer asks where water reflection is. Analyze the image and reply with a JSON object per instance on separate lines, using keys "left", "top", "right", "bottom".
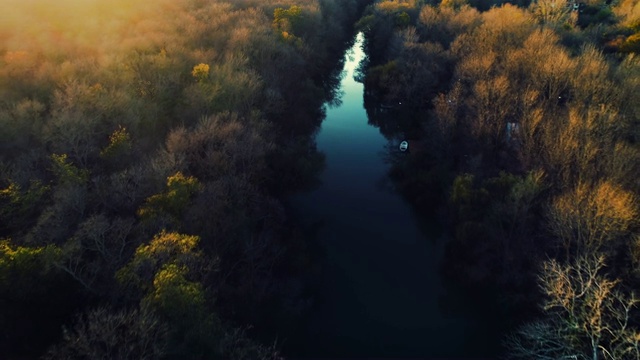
{"left": 286, "top": 32, "right": 489, "bottom": 358}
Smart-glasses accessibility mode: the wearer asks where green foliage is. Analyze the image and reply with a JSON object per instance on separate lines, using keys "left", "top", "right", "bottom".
{"left": 272, "top": 5, "right": 307, "bottom": 47}
{"left": 355, "top": 14, "right": 376, "bottom": 31}
{"left": 0, "top": 238, "right": 81, "bottom": 357}
{"left": 99, "top": 125, "right": 132, "bottom": 161}
{"left": 483, "top": 171, "right": 519, "bottom": 197}
{"left": 452, "top": 171, "right": 546, "bottom": 231}
{"left": 144, "top": 263, "right": 206, "bottom": 319}
{"left": 0, "top": 0, "right": 386, "bottom": 357}
{"left": 143, "top": 263, "right": 220, "bottom": 359}
{"left": 273, "top": 5, "right": 303, "bottom": 34}
{"left": 0, "top": 180, "right": 49, "bottom": 233}
{"left": 595, "top": 7, "right": 614, "bottom": 23}
{"left": 508, "top": 171, "right": 546, "bottom": 209}
{"left": 50, "top": 154, "right": 89, "bottom": 186}
{"left": 0, "top": 239, "right": 62, "bottom": 299}
{"left": 137, "top": 245, "right": 217, "bottom": 358}
{"left": 137, "top": 172, "right": 201, "bottom": 222}
{"left": 0, "top": 183, "right": 21, "bottom": 219}
{"left": 450, "top": 173, "right": 491, "bottom": 224}
{"left": 138, "top": 231, "right": 200, "bottom": 259}
{"left": 115, "top": 228, "right": 220, "bottom": 359}
{"left": 446, "top": 170, "right": 547, "bottom": 288}
{"left": 116, "top": 230, "right": 202, "bottom": 294}
{"left": 366, "top": 60, "right": 399, "bottom": 98}
{"left": 450, "top": 173, "right": 477, "bottom": 205}
{"left": 395, "top": 11, "right": 411, "bottom": 27}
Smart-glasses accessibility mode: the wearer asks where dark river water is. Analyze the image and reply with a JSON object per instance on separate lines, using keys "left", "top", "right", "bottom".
{"left": 287, "top": 33, "right": 498, "bottom": 358}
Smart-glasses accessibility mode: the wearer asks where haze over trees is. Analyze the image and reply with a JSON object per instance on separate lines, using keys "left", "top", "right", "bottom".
{"left": 0, "top": 0, "right": 369, "bottom": 358}
{"left": 359, "top": 0, "right": 640, "bottom": 357}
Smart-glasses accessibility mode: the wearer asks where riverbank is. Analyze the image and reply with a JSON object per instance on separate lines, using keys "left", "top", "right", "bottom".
{"left": 284, "top": 32, "right": 502, "bottom": 358}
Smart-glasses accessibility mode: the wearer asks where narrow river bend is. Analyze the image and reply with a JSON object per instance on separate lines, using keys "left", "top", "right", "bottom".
{"left": 287, "top": 33, "right": 495, "bottom": 358}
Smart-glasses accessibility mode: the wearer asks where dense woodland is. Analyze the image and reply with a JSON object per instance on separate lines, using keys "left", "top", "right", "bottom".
{"left": 0, "top": 0, "right": 370, "bottom": 358}
{"left": 359, "top": 0, "right": 640, "bottom": 358}
{"left": 3, "top": 0, "right": 640, "bottom": 358}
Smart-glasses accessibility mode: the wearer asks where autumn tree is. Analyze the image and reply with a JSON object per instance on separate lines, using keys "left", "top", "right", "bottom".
{"left": 548, "top": 181, "right": 637, "bottom": 257}
{"left": 417, "top": 4, "right": 482, "bottom": 47}
{"left": 164, "top": 112, "right": 274, "bottom": 184}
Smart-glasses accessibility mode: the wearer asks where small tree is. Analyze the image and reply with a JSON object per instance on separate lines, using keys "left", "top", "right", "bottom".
{"left": 191, "top": 63, "right": 210, "bottom": 83}
{"left": 100, "top": 125, "right": 132, "bottom": 163}
{"left": 137, "top": 172, "right": 201, "bottom": 223}
{"left": 116, "top": 230, "right": 203, "bottom": 295}
{"left": 51, "top": 153, "right": 89, "bottom": 186}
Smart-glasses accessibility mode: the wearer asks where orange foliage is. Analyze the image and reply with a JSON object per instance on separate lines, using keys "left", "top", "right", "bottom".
{"left": 549, "top": 181, "right": 637, "bottom": 254}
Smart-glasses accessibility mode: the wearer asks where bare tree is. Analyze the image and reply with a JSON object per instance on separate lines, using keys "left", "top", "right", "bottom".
{"left": 530, "top": 0, "right": 571, "bottom": 26}
{"left": 44, "top": 306, "right": 168, "bottom": 360}
{"left": 506, "top": 255, "right": 640, "bottom": 360}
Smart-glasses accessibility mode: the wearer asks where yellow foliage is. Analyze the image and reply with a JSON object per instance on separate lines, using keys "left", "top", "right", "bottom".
{"left": 143, "top": 263, "right": 208, "bottom": 324}
{"left": 0, "top": 183, "right": 20, "bottom": 203}
{"left": 100, "top": 125, "right": 132, "bottom": 159}
{"left": 441, "top": 0, "right": 468, "bottom": 9}
{"left": 0, "top": 240, "right": 44, "bottom": 262}
{"left": 531, "top": 0, "right": 571, "bottom": 25}
{"left": 50, "top": 153, "right": 89, "bottom": 185}
{"left": 0, "top": 239, "right": 59, "bottom": 282}
{"left": 614, "top": 0, "right": 640, "bottom": 28}
{"left": 376, "top": 0, "right": 417, "bottom": 13}
{"left": 137, "top": 172, "right": 201, "bottom": 221}
{"left": 116, "top": 230, "right": 201, "bottom": 293}
{"left": 191, "top": 63, "right": 210, "bottom": 82}
{"left": 134, "top": 230, "right": 200, "bottom": 259}
{"left": 166, "top": 171, "right": 198, "bottom": 191}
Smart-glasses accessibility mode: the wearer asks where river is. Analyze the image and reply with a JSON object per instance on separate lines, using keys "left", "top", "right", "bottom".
{"left": 286, "top": 32, "right": 498, "bottom": 358}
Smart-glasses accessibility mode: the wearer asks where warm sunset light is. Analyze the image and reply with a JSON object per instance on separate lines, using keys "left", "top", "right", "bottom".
{"left": 1, "top": 0, "right": 639, "bottom": 358}
{"left": 1, "top": 0, "right": 153, "bottom": 52}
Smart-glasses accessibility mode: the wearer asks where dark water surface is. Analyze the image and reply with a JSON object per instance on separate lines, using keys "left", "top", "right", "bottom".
{"left": 287, "top": 33, "right": 496, "bottom": 358}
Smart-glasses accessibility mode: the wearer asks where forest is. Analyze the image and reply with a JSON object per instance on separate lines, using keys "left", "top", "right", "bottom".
{"left": 0, "top": 0, "right": 369, "bottom": 358}
{"left": 359, "top": 0, "right": 640, "bottom": 358}
{"left": 2, "top": 0, "right": 640, "bottom": 358}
